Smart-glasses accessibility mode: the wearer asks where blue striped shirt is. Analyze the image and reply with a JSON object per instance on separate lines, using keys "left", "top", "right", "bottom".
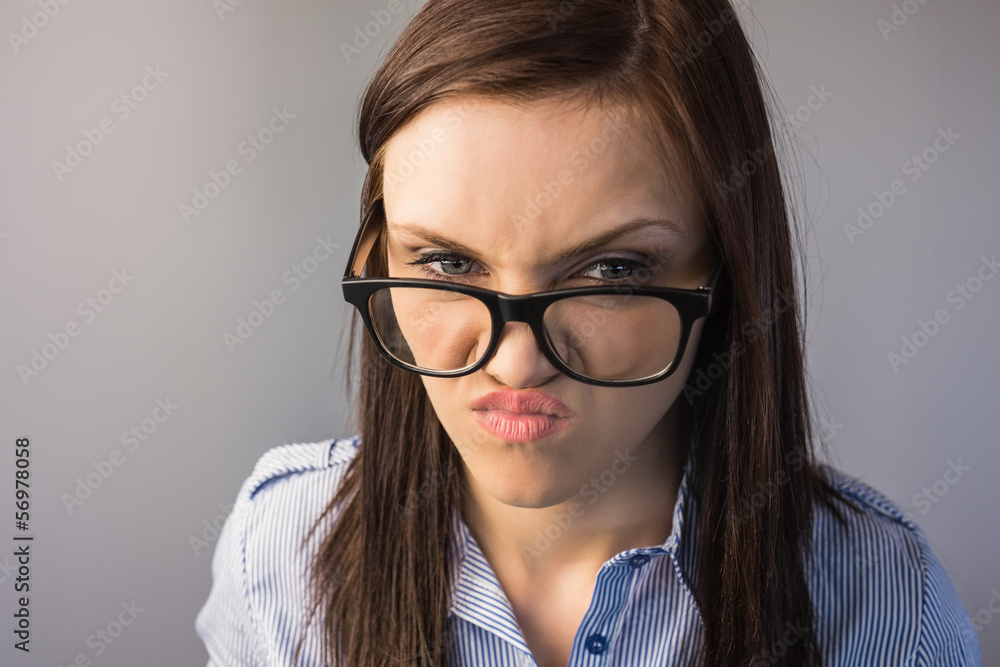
{"left": 195, "top": 436, "right": 981, "bottom": 665}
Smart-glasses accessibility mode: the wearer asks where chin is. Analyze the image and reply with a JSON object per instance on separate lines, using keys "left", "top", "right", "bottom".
{"left": 463, "top": 451, "right": 579, "bottom": 509}
{"left": 484, "top": 486, "right": 568, "bottom": 510}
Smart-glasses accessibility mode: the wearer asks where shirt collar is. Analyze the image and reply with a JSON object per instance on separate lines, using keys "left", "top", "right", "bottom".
{"left": 447, "top": 428, "right": 703, "bottom": 636}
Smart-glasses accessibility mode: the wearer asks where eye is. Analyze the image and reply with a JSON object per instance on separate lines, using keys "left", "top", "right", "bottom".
{"left": 405, "top": 252, "right": 483, "bottom": 280}
{"left": 577, "top": 256, "right": 653, "bottom": 283}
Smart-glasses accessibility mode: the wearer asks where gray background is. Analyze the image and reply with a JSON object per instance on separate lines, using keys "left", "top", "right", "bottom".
{"left": 0, "top": 0, "right": 997, "bottom": 664}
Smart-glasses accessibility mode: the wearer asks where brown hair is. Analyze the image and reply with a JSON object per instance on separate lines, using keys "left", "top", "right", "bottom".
{"left": 299, "top": 1, "right": 848, "bottom": 665}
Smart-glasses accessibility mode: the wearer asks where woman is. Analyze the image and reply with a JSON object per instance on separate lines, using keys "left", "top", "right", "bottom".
{"left": 196, "top": 0, "right": 980, "bottom": 665}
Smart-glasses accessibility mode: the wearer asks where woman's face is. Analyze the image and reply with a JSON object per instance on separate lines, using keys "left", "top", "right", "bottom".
{"left": 381, "top": 97, "right": 716, "bottom": 509}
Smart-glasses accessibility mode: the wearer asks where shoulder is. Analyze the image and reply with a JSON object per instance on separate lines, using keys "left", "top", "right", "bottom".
{"left": 232, "top": 437, "right": 361, "bottom": 560}
{"left": 807, "top": 464, "right": 981, "bottom": 666}
{"left": 238, "top": 436, "right": 361, "bottom": 507}
{"left": 196, "top": 436, "right": 361, "bottom": 665}
{"left": 235, "top": 436, "right": 361, "bottom": 593}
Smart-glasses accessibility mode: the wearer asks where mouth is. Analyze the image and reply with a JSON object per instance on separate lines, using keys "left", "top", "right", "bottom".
{"left": 472, "top": 410, "right": 566, "bottom": 442}
{"left": 470, "top": 389, "right": 572, "bottom": 442}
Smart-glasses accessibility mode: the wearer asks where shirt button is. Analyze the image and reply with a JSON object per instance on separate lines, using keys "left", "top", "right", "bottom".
{"left": 628, "top": 553, "right": 651, "bottom": 569}
{"left": 584, "top": 633, "right": 608, "bottom": 654}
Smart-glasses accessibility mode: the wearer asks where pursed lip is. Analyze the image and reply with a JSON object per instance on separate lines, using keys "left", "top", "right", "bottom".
{"left": 470, "top": 389, "right": 573, "bottom": 418}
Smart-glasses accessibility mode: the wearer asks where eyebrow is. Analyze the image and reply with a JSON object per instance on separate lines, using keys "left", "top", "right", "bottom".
{"left": 386, "top": 217, "right": 684, "bottom": 265}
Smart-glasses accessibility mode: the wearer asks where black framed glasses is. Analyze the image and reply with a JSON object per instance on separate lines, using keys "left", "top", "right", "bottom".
{"left": 342, "top": 199, "right": 724, "bottom": 387}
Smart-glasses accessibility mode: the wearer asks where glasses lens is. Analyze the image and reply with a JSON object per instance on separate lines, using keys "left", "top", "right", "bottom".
{"left": 368, "top": 287, "right": 493, "bottom": 372}
{"left": 543, "top": 293, "right": 682, "bottom": 381}
{"left": 367, "top": 287, "right": 684, "bottom": 382}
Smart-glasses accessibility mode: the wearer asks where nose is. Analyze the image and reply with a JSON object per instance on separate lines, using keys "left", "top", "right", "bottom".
{"left": 481, "top": 321, "right": 561, "bottom": 389}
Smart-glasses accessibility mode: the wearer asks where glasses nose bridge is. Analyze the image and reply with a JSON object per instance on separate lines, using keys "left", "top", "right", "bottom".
{"left": 495, "top": 292, "right": 546, "bottom": 341}
{"left": 486, "top": 292, "right": 560, "bottom": 381}
{"left": 496, "top": 292, "right": 533, "bottom": 324}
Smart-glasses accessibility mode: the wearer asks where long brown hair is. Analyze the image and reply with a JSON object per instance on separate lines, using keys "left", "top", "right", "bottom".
{"left": 300, "top": 1, "right": 848, "bottom": 665}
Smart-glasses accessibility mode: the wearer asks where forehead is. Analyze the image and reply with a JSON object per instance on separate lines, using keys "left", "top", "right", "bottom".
{"left": 381, "top": 97, "right": 701, "bottom": 266}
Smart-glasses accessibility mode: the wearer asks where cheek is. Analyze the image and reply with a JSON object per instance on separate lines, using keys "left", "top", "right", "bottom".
{"left": 590, "top": 378, "right": 676, "bottom": 436}
{"left": 420, "top": 376, "right": 453, "bottom": 420}
{"left": 420, "top": 376, "right": 481, "bottom": 450}
{"left": 592, "top": 317, "right": 706, "bottom": 430}
{"left": 678, "top": 318, "right": 706, "bottom": 375}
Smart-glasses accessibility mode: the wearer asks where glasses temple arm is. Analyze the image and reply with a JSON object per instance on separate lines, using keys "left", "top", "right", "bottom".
{"left": 344, "top": 200, "right": 384, "bottom": 279}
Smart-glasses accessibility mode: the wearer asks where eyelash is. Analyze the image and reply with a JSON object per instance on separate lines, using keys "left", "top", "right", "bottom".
{"left": 404, "top": 251, "right": 656, "bottom": 285}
